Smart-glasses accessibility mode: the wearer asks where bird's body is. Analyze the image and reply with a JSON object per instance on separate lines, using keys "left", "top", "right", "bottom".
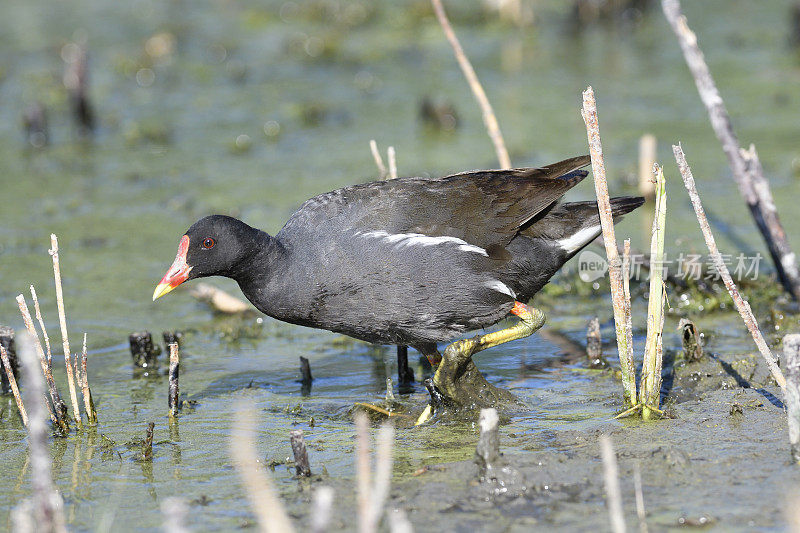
{"left": 154, "top": 156, "right": 643, "bottom": 360}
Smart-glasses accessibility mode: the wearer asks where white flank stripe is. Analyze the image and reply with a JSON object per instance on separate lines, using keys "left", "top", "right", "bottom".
{"left": 558, "top": 225, "right": 601, "bottom": 254}
{"left": 360, "top": 230, "right": 488, "bottom": 256}
{"left": 486, "top": 280, "right": 516, "bottom": 298}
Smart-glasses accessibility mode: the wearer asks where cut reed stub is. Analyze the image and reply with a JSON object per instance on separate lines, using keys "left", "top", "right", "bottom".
{"left": 299, "top": 356, "right": 312, "bottom": 396}
{"left": 129, "top": 331, "right": 162, "bottom": 368}
{"left": 142, "top": 422, "right": 155, "bottom": 461}
{"left": 586, "top": 317, "right": 609, "bottom": 369}
{"left": 168, "top": 343, "right": 180, "bottom": 417}
{"left": 678, "top": 319, "right": 703, "bottom": 362}
{"left": 0, "top": 326, "right": 18, "bottom": 394}
{"left": 0, "top": 344, "right": 27, "bottom": 426}
{"left": 475, "top": 408, "right": 501, "bottom": 481}
{"left": 783, "top": 334, "right": 800, "bottom": 463}
{"left": 290, "top": 429, "right": 312, "bottom": 477}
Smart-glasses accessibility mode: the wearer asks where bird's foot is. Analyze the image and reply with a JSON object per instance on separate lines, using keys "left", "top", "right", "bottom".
{"left": 415, "top": 302, "right": 545, "bottom": 424}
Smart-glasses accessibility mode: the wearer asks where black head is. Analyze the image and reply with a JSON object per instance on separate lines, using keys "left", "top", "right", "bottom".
{"left": 153, "top": 215, "right": 261, "bottom": 300}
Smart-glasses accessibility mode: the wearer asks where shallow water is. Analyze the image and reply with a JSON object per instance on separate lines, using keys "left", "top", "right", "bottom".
{"left": 1, "top": 0, "right": 800, "bottom": 530}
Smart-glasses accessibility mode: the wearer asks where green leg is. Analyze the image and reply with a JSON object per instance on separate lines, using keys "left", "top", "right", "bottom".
{"left": 416, "top": 302, "right": 546, "bottom": 424}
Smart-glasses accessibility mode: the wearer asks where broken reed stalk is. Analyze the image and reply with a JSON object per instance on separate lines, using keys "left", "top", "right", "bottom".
{"left": 29, "top": 286, "right": 52, "bottom": 368}
{"left": 387, "top": 146, "right": 398, "bottom": 179}
{"left": 581, "top": 86, "right": 636, "bottom": 408}
{"left": 474, "top": 407, "right": 500, "bottom": 480}
{"left": 633, "top": 462, "right": 648, "bottom": 533}
{"left": 369, "top": 139, "right": 387, "bottom": 178}
{"left": 16, "top": 294, "right": 68, "bottom": 431}
{"left": 640, "top": 165, "right": 667, "bottom": 420}
{"left": 369, "top": 423, "right": 395, "bottom": 531}
{"left": 1, "top": 344, "right": 28, "bottom": 426}
{"left": 783, "top": 335, "right": 800, "bottom": 463}
{"left": 168, "top": 343, "right": 180, "bottom": 417}
{"left": 354, "top": 412, "right": 395, "bottom": 533}
{"left": 161, "top": 497, "right": 190, "bottom": 533}
{"left": 80, "top": 333, "right": 97, "bottom": 424}
{"left": 431, "top": 0, "right": 511, "bottom": 169}
{"left": 661, "top": 0, "right": 800, "bottom": 303}
{"left": 638, "top": 134, "right": 657, "bottom": 200}
{"left": 142, "top": 422, "right": 155, "bottom": 461}
{"left": 387, "top": 509, "right": 414, "bottom": 533}
{"left": 311, "top": 487, "right": 334, "bottom": 533}
{"left": 17, "top": 333, "right": 67, "bottom": 533}
{"left": 600, "top": 435, "right": 626, "bottom": 533}
{"left": 673, "top": 144, "right": 786, "bottom": 390}
{"left": 231, "top": 403, "right": 295, "bottom": 533}
{"left": 289, "top": 429, "right": 312, "bottom": 477}
{"left": 355, "top": 412, "right": 372, "bottom": 533}
{"left": 50, "top": 234, "right": 81, "bottom": 427}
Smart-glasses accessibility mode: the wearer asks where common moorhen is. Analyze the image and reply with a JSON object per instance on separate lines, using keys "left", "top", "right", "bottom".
{"left": 153, "top": 156, "right": 642, "bottom": 373}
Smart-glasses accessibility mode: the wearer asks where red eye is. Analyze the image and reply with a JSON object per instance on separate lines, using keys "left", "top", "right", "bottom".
{"left": 202, "top": 238, "right": 215, "bottom": 249}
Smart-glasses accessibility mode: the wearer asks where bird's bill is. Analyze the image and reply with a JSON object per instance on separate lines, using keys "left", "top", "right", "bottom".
{"left": 153, "top": 235, "right": 193, "bottom": 301}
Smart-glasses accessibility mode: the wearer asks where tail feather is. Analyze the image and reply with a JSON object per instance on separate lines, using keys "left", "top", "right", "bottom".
{"left": 521, "top": 196, "right": 645, "bottom": 255}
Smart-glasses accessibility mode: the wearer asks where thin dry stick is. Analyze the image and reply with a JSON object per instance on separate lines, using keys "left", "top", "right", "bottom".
{"left": 29, "top": 286, "right": 52, "bottom": 368}
{"left": 633, "top": 462, "right": 648, "bottom": 533}
{"left": 661, "top": 0, "right": 800, "bottom": 303}
{"left": 311, "top": 486, "right": 334, "bottom": 533}
{"left": 17, "top": 294, "right": 67, "bottom": 429}
{"left": 600, "top": 435, "right": 626, "bottom": 533}
{"left": 1, "top": 344, "right": 28, "bottom": 426}
{"left": 368, "top": 423, "right": 395, "bottom": 532}
{"left": 230, "top": 403, "right": 295, "bottom": 533}
{"left": 387, "top": 146, "right": 397, "bottom": 180}
{"left": 18, "top": 333, "right": 67, "bottom": 533}
{"left": 80, "top": 333, "right": 97, "bottom": 424}
{"left": 355, "top": 412, "right": 372, "bottom": 533}
{"left": 640, "top": 165, "right": 667, "bottom": 419}
{"left": 50, "top": 234, "right": 81, "bottom": 427}
{"left": 431, "top": 0, "right": 511, "bottom": 169}
{"left": 582, "top": 86, "right": 636, "bottom": 408}
{"left": 673, "top": 144, "right": 786, "bottom": 390}
{"left": 369, "top": 140, "right": 387, "bottom": 178}
{"left": 785, "top": 335, "right": 800, "bottom": 463}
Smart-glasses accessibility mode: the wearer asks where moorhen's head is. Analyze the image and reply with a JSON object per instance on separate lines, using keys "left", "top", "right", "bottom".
{"left": 152, "top": 215, "right": 257, "bottom": 300}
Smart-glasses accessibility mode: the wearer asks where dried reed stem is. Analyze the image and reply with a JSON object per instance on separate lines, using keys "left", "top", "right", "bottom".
{"left": 16, "top": 294, "right": 67, "bottom": 430}
{"left": 17, "top": 333, "right": 67, "bottom": 533}
{"left": 80, "top": 333, "right": 97, "bottom": 424}
{"left": 29, "top": 286, "right": 52, "bottom": 369}
{"left": 230, "top": 403, "right": 295, "bottom": 533}
{"left": 662, "top": 0, "right": 800, "bottom": 303}
{"left": 673, "top": 144, "right": 786, "bottom": 390}
{"left": 311, "top": 486, "right": 334, "bottom": 533}
{"left": 1, "top": 344, "right": 28, "bottom": 426}
{"left": 633, "top": 462, "right": 648, "bottom": 533}
{"left": 368, "top": 423, "right": 395, "bottom": 531}
{"left": 355, "top": 412, "right": 372, "bottom": 533}
{"left": 638, "top": 134, "right": 657, "bottom": 200}
{"left": 600, "top": 435, "right": 626, "bottom": 533}
{"left": 431, "top": 0, "right": 511, "bottom": 169}
{"left": 369, "top": 139, "right": 387, "bottom": 178}
{"left": 290, "top": 429, "right": 312, "bottom": 477}
{"left": 49, "top": 234, "right": 81, "bottom": 427}
{"left": 387, "top": 146, "right": 397, "bottom": 179}
{"left": 161, "top": 497, "right": 190, "bottom": 533}
{"left": 581, "top": 86, "right": 636, "bottom": 407}
{"left": 640, "top": 165, "right": 667, "bottom": 419}
{"left": 783, "top": 335, "right": 800, "bottom": 463}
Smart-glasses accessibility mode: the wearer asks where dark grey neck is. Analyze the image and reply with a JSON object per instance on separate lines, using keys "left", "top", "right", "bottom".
{"left": 228, "top": 230, "right": 287, "bottom": 300}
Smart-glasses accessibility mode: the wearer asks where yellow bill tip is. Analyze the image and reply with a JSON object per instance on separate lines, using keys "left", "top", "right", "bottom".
{"left": 152, "top": 283, "right": 174, "bottom": 301}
